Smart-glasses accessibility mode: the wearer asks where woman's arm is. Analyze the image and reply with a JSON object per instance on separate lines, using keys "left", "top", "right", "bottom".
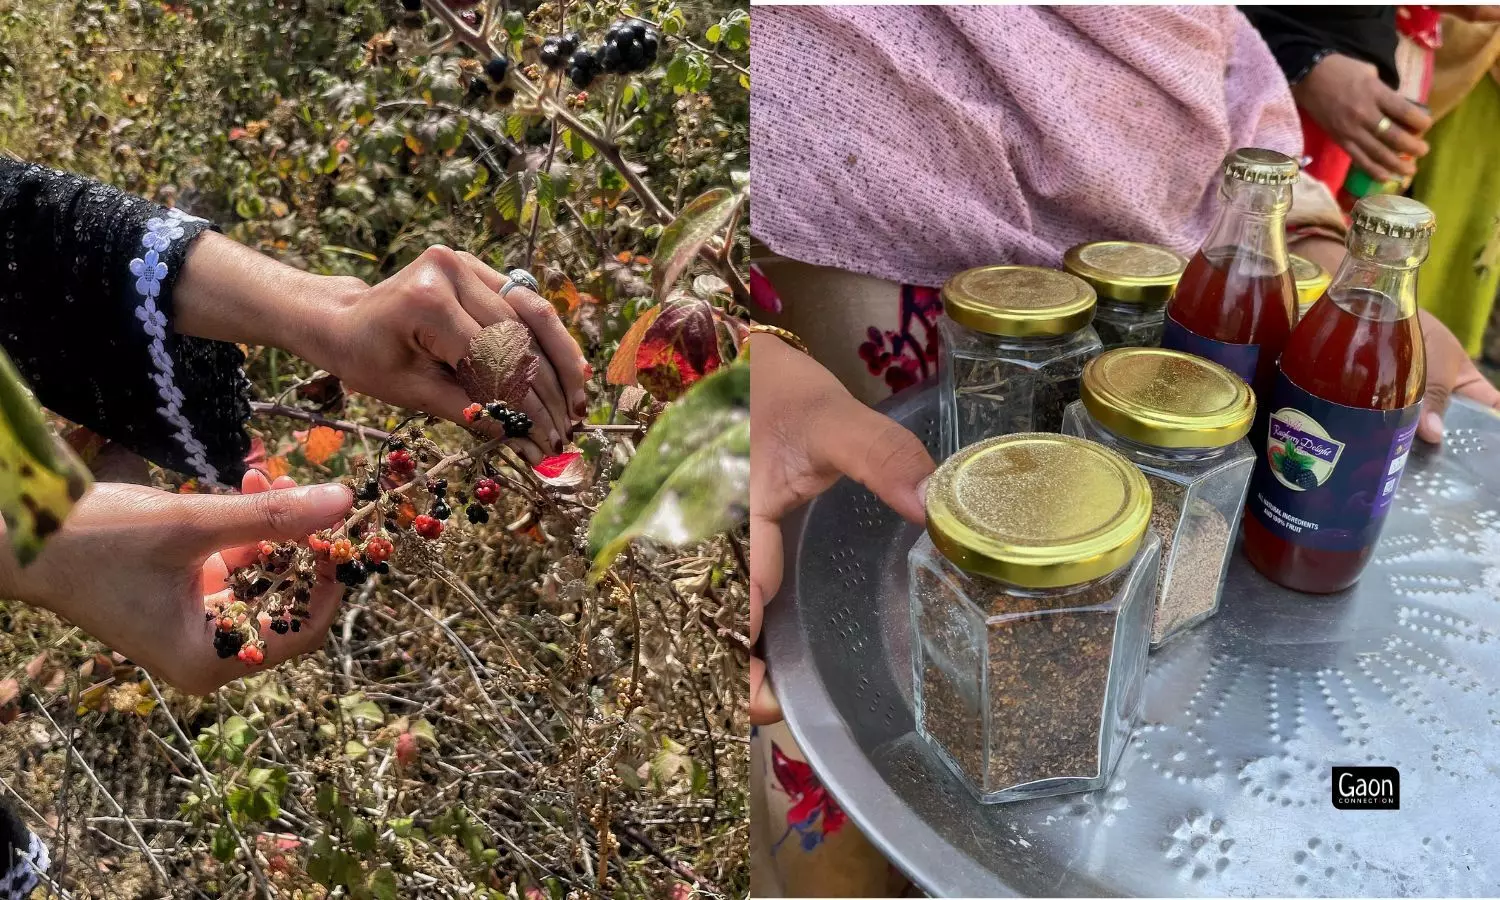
{"left": 0, "top": 160, "right": 590, "bottom": 479}
{"left": 0, "top": 158, "right": 250, "bottom": 485}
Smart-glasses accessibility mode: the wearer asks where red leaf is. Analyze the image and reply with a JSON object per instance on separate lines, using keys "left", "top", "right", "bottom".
{"left": 635, "top": 296, "right": 723, "bottom": 401}
{"left": 606, "top": 305, "right": 662, "bottom": 386}
{"left": 534, "top": 451, "right": 585, "bottom": 488}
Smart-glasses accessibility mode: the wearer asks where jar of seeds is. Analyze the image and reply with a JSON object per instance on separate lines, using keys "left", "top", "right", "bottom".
{"left": 1290, "top": 252, "right": 1331, "bottom": 320}
{"left": 1063, "top": 241, "right": 1188, "bottom": 350}
{"left": 938, "top": 266, "right": 1102, "bottom": 458}
{"left": 909, "top": 432, "right": 1160, "bottom": 804}
{"left": 1062, "top": 348, "right": 1255, "bottom": 649}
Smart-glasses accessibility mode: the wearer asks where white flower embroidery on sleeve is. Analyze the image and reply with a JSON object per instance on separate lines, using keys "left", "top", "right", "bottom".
{"left": 130, "top": 209, "right": 221, "bottom": 484}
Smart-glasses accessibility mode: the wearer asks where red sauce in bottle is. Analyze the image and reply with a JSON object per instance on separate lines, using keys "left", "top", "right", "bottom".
{"left": 1241, "top": 290, "right": 1425, "bottom": 592}
{"left": 1242, "top": 195, "right": 1432, "bottom": 594}
{"left": 1168, "top": 248, "right": 1296, "bottom": 406}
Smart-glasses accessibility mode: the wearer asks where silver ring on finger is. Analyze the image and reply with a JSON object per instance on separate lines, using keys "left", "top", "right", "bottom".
{"left": 501, "top": 267, "right": 539, "bottom": 299}
{"left": 1374, "top": 116, "right": 1393, "bottom": 136}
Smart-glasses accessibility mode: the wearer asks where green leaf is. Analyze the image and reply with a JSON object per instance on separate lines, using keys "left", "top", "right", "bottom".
{"left": 212, "top": 825, "right": 237, "bottom": 862}
{"left": 505, "top": 114, "right": 527, "bottom": 144}
{"left": 651, "top": 187, "right": 740, "bottom": 298}
{"left": 588, "top": 363, "right": 748, "bottom": 580}
{"left": 350, "top": 816, "right": 376, "bottom": 854}
{"left": 409, "top": 718, "right": 438, "bottom": 746}
{"left": 308, "top": 835, "right": 335, "bottom": 884}
{"left": 345, "top": 739, "right": 368, "bottom": 759}
{"left": 0, "top": 346, "right": 90, "bottom": 565}
{"left": 502, "top": 10, "right": 526, "bottom": 41}
{"left": 659, "top": 8, "right": 686, "bottom": 35}
{"left": 494, "top": 174, "right": 523, "bottom": 222}
{"left": 561, "top": 128, "right": 595, "bottom": 162}
{"left": 369, "top": 868, "right": 399, "bottom": 900}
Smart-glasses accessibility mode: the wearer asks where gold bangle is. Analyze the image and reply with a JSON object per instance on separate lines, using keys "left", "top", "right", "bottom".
{"left": 747, "top": 324, "right": 810, "bottom": 356}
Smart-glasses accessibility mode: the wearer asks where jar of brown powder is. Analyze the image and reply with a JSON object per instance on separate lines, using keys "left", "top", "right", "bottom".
{"left": 1062, "top": 348, "right": 1255, "bottom": 649}
{"left": 938, "top": 266, "right": 1102, "bottom": 458}
{"left": 1062, "top": 240, "right": 1187, "bottom": 350}
{"left": 909, "top": 432, "right": 1159, "bottom": 804}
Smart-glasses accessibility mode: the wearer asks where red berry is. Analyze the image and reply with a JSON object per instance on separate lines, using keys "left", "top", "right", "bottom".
{"left": 216, "top": 616, "right": 235, "bottom": 632}
{"left": 257, "top": 540, "right": 277, "bottom": 559}
{"left": 414, "top": 515, "right": 443, "bottom": 539}
{"left": 329, "top": 538, "right": 355, "bottom": 564}
{"left": 387, "top": 448, "right": 416, "bottom": 475}
{"left": 462, "top": 402, "right": 484, "bottom": 424}
{"left": 238, "top": 643, "right": 265, "bottom": 666}
{"left": 395, "top": 731, "right": 420, "bottom": 767}
{"left": 307, "top": 532, "right": 332, "bottom": 557}
{"left": 474, "top": 478, "right": 500, "bottom": 505}
{"left": 364, "top": 536, "right": 394, "bottom": 563}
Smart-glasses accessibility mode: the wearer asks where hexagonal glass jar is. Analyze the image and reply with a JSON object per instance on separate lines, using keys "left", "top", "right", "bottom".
{"left": 909, "top": 433, "right": 1160, "bottom": 804}
{"left": 1063, "top": 240, "right": 1188, "bottom": 350}
{"left": 938, "top": 266, "right": 1102, "bottom": 459}
{"left": 1062, "top": 348, "right": 1256, "bottom": 649}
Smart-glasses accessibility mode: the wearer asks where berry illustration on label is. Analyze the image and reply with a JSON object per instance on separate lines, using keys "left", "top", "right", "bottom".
{"left": 1267, "top": 408, "right": 1345, "bottom": 491}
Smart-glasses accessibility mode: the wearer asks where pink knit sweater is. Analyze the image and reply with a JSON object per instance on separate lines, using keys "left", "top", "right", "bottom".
{"left": 750, "top": 6, "right": 1303, "bottom": 288}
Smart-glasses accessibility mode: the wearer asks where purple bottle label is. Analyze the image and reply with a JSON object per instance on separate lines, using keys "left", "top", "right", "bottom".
{"left": 1160, "top": 312, "right": 1260, "bottom": 384}
{"left": 1249, "top": 370, "right": 1422, "bottom": 552}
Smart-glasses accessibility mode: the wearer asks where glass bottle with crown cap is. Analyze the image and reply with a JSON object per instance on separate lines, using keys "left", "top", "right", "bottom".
{"left": 1162, "top": 148, "right": 1299, "bottom": 452}
{"left": 937, "top": 266, "right": 1102, "bottom": 458}
{"left": 1062, "top": 348, "right": 1256, "bottom": 648}
{"left": 909, "top": 433, "right": 1160, "bottom": 803}
{"left": 1242, "top": 195, "right": 1434, "bottom": 593}
{"left": 1063, "top": 241, "right": 1187, "bottom": 350}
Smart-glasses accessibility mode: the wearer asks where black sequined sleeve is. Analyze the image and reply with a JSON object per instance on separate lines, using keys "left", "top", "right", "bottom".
{"left": 0, "top": 159, "right": 250, "bottom": 486}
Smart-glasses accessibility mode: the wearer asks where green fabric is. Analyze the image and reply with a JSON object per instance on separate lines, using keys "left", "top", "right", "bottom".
{"left": 1410, "top": 75, "right": 1500, "bottom": 358}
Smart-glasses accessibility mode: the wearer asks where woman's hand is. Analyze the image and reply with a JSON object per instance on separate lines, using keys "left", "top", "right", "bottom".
{"left": 176, "top": 237, "right": 590, "bottom": 464}
{"left": 1419, "top": 309, "right": 1500, "bottom": 442}
{"left": 1293, "top": 53, "right": 1433, "bottom": 182}
{"left": 1, "top": 472, "right": 352, "bottom": 695}
{"left": 750, "top": 334, "right": 935, "bottom": 725}
{"left": 308, "top": 246, "right": 590, "bottom": 463}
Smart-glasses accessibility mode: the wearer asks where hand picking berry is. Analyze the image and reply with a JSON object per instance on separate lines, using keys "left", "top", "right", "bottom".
{"left": 414, "top": 514, "right": 444, "bottom": 539}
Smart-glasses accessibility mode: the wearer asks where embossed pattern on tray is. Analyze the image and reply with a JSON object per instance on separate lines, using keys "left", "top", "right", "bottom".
{"left": 766, "top": 387, "right": 1500, "bottom": 897}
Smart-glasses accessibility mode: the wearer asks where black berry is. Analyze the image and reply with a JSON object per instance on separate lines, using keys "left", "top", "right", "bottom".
{"left": 270, "top": 619, "right": 290, "bottom": 635}
{"left": 290, "top": 619, "right": 302, "bottom": 633}
{"left": 495, "top": 87, "right": 515, "bottom": 105}
{"left": 502, "top": 411, "right": 532, "bottom": 439}
{"left": 539, "top": 39, "right": 563, "bottom": 68}
{"left": 374, "top": 561, "right": 390, "bottom": 575}
{"left": 336, "top": 560, "right": 368, "bottom": 587}
{"left": 486, "top": 401, "right": 507, "bottom": 419}
{"left": 484, "top": 56, "right": 509, "bottom": 82}
{"left": 357, "top": 480, "right": 380, "bottom": 501}
{"left": 570, "top": 48, "right": 596, "bottom": 71}
{"left": 641, "top": 30, "right": 659, "bottom": 63}
{"left": 388, "top": 438, "right": 405, "bottom": 451}
{"left": 467, "top": 78, "right": 490, "bottom": 100}
{"left": 466, "top": 504, "right": 490, "bottom": 524}
{"left": 213, "top": 629, "right": 245, "bottom": 659}
{"left": 431, "top": 500, "right": 451, "bottom": 521}
{"left": 401, "top": 0, "right": 421, "bottom": 10}
{"left": 431, "top": 478, "right": 448, "bottom": 495}
{"left": 559, "top": 31, "right": 582, "bottom": 55}
{"left": 626, "top": 22, "right": 647, "bottom": 41}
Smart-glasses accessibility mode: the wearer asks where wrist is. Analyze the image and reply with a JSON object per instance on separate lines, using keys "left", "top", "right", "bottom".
{"left": 281, "top": 274, "right": 368, "bottom": 371}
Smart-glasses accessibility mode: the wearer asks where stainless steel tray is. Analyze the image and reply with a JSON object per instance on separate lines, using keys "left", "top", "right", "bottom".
{"left": 764, "top": 383, "right": 1500, "bottom": 897}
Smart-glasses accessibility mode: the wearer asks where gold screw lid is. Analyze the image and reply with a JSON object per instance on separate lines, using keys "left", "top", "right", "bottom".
{"left": 1289, "top": 253, "right": 1332, "bottom": 309}
{"left": 1062, "top": 241, "right": 1188, "bottom": 306}
{"left": 925, "top": 433, "right": 1150, "bottom": 589}
{"left": 941, "top": 266, "right": 1096, "bottom": 338}
{"left": 1350, "top": 194, "right": 1436, "bottom": 239}
{"left": 1223, "top": 148, "right": 1300, "bottom": 186}
{"left": 1080, "top": 348, "right": 1256, "bottom": 449}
